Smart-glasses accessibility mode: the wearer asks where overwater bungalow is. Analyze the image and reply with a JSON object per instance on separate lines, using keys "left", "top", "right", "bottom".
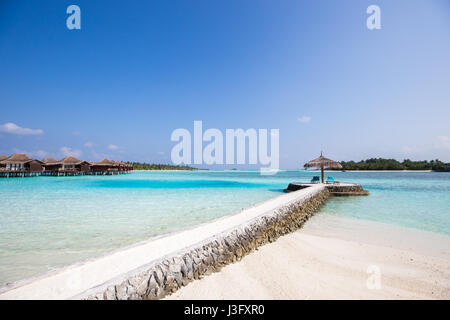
{"left": 57, "top": 156, "right": 91, "bottom": 175}
{"left": 118, "top": 161, "right": 132, "bottom": 173}
{"left": 42, "top": 157, "right": 60, "bottom": 174}
{"left": 0, "top": 153, "right": 44, "bottom": 177}
{"left": 90, "top": 158, "right": 120, "bottom": 175}
{"left": 0, "top": 155, "right": 8, "bottom": 172}
{"left": 0, "top": 153, "right": 132, "bottom": 178}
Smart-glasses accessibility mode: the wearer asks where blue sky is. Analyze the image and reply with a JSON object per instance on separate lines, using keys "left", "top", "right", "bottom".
{"left": 1, "top": 0, "right": 449, "bottom": 168}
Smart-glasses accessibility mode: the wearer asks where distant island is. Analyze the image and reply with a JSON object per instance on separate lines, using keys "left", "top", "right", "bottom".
{"left": 127, "top": 162, "right": 197, "bottom": 171}
{"left": 126, "top": 159, "right": 450, "bottom": 171}
{"left": 330, "top": 158, "right": 450, "bottom": 172}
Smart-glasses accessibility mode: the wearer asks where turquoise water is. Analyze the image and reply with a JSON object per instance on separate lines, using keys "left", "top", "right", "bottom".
{"left": 0, "top": 170, "right": 449, "bottom": 286}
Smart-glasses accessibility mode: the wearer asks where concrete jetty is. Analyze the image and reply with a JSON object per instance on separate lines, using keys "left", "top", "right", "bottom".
{"left": 285, "top": 182, "right": 369, "bottom": 196}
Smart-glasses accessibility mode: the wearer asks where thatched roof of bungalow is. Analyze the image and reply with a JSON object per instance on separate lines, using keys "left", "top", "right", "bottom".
{"left": 59, "top": 156, "right": 88, "bottom": 165}
{"left": 0, "top": 155, "right": 8, "bottom": 161}
{"left": 43, "top": 157, "right": 59, "bottom": 165}
{"left": 117, "top": 161, "right": 132, "bottom": 169}
{"left": 0, "top": 154, "right": 44, "bottom": 166}
{"left": 0, "top": 153, "right": 32, "bottom": 164}
{"left": 119, "top": 161, "right": 132, "bottom": 168}
{"left": 122, "top": 162, "right": 132, "bottom": 169}
{"left": 92, "top": 158, "right": 117, "bottom": 166}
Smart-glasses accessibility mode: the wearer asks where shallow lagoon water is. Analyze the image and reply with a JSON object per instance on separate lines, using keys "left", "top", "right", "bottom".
{"left": 0, "top": 170, "right": 449, "bottom": 286}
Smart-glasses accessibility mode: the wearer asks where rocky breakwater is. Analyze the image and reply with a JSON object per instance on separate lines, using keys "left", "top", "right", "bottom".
{"left": 326, "top": 184, "right": 369, "bottom": 196}
{"left": 82, "top": 187, "right": 330, "bottom": 300}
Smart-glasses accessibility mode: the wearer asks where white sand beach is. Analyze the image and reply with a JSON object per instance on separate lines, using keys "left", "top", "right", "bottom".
{"left": 166, "top": 214, "right": 450, "bottom": 300}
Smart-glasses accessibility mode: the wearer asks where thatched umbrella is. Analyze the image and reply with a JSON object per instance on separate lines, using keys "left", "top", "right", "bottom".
{"left": 304, "top": 152, "right": 342, "bottom": 183}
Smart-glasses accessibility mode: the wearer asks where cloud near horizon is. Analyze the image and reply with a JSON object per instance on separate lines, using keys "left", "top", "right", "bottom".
{"left": 436, "top": 136, "right": 450, "bottom": 150}
{"left": 400, "top": 136, "right": 450, "bottom": 160}
{"left": 0, "top": 122, "right": 43, "bottom": 135}
{"left": 297, "top": 116, "right": 311, "bottom": 123}
{"left": 60, "top": 146, "right": 82, "bottom": 158}
{"left": 108, "top": 144, "right": 119, "bottom": 150}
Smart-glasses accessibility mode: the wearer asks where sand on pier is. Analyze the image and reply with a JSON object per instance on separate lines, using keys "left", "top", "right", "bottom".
{"left": 166, "top": 214, "right": 450, "bottom": 300}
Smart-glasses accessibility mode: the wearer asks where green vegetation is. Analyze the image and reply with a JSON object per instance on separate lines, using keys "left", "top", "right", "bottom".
{"left": 127, "top": 162, "right": 197, "bottom": 171}
{"left": 334, "top": 158, "right": 450, "bottom": 171}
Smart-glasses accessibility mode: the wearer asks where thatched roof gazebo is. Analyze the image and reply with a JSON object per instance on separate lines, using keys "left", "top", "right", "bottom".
{"left": 304, "top": 152, "right": 342, "bottom": 183}
{"left": 0, "top": 155, "right": 8, "bottom": 161}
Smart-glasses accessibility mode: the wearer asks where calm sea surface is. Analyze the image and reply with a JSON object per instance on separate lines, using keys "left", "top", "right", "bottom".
{"left": 0, "top": 170, "right": 449, "bottom": 286}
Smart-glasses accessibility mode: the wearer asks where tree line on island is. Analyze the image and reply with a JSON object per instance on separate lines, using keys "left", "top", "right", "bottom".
{"left": 127, "top": 159, "right": 450, "bottom": 172}
{"left": 126, "top": 162, "right": 197, "bottom": 170}
{"left": 334, "top": 158, "right": 450, "bottom": 171}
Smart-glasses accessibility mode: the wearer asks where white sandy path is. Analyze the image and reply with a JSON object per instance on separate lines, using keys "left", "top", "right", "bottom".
{"left": 166, "top": 215, "right": 450, "bottom": 300}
